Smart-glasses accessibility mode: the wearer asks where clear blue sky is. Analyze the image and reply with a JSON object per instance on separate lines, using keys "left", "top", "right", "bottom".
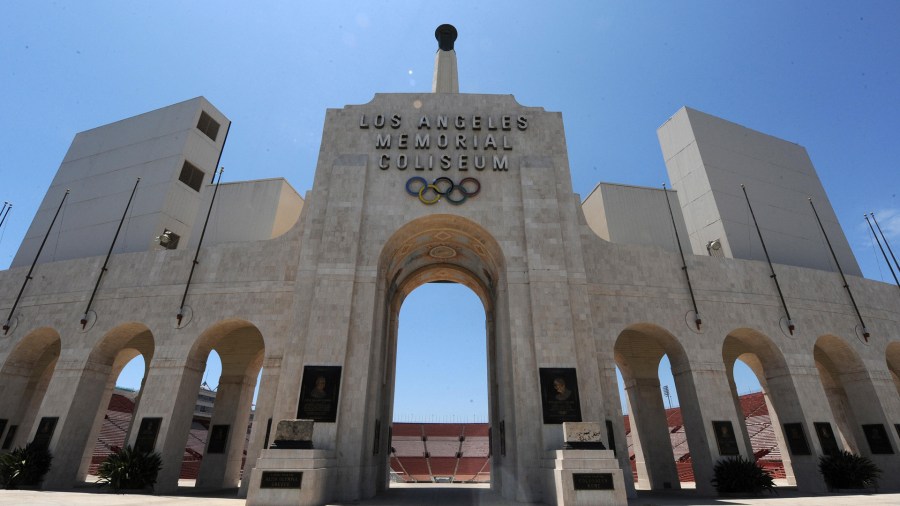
{"left": 2, "top": 2, "right": 899, "bottom": 417}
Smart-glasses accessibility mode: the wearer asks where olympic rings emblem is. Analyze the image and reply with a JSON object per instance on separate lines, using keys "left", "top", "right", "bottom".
{"left": 405, "top": 177, "right": 481, "bottom": 205}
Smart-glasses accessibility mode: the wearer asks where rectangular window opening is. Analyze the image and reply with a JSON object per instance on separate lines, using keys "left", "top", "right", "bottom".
{"left": 197, "top": 111, "right": 220, "bottom": 141}
{"left": 179, "top": 161, "right": 205, "bottom": 192}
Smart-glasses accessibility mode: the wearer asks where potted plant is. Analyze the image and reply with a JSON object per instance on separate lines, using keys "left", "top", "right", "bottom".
{"left": 97, "top": 445, "right": 162, "bottom": 493}
{"left": 818, "top": 450, "right": 881, "bottom": 491}
{"left": 0, "top": 443, "right": 53, "bottom": 489}
{"left": 711, "top": 455, "right": 776, "bottom": 495}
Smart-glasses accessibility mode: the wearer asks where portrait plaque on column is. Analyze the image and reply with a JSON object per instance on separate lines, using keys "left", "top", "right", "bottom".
{"left": 862, "top": 423, "right": 894, "bottom": 454}
{"left": 539, "top": 368, "right": 583, "bottom": 424}
{"left": 814, "top": 422, "right": 840, "bottom": 456}
{"left": 782, "top": 423, "right": 811, "bottom": 455}
{"left": 207, "top": 424, "right": 230, "bottom": 454}
{"left": 2, "top": 425, "right": 17, "bottom": 450}
{"left": 296, "top": 365, "right": 342, "bottom": 422}
{"left": 134, "top": 417, "right": 162, "bottom": 453}
{"left": 712, "top": 420, "right": 739, "bottom": 456}
{"left": 32, "top": 417, "right": 58, "bottom": 450}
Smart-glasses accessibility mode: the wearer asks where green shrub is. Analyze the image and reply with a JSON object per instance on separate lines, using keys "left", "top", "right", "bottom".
{"left": 97, "top": 445, "right": 162, "bottom": 492}
{"left": 711, "top": 455, "right": 776, "bottom": 495}
{"left": 0, "top": 443, "right": 53, "bottom": 489}
{"left": 818, "top": 450, "right": 881, "bottom": 490}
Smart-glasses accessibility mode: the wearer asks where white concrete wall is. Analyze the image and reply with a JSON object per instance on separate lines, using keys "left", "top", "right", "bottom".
{"left": 658, "top": 107, "right": 861, "bottom": 276}
{"left": 187, "top": 178, "right": 303, "bottom": 248}
{"left": 12, "top": 97, "right": 229, "bottom": 267}
{"left": 582, "top": 183, "right": 692, "bottom": 254}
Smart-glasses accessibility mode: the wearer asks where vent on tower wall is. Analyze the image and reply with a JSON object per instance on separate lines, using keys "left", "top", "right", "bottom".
{"left": 706, "top": 239, "right": 724, "bottom": 257}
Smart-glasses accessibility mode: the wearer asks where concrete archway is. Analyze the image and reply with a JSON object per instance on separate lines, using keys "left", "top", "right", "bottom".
{"left": 813, "top": 334, "right": 871, "bottom": 454}
{"left": 813, "top": 333, "right": 900, "bottom": 467}
{"left": 77, "top": 323, "right": 154, "bottom": 480}
{"left": 722, "top": 328, "right": 805, "bottom": 488}
{"left": 614, "top": 323, "right": 695, "bottom": 492}
{"left": 186, "top": 319, "right": 265, "bottom": 490}
{"left": 371, "top": 214, "right": 509, "bottom": 496}
{"left": 0, "top": 327, "right": 61, "bottom": 450}
{"left": 39, "top": 322, "right": 154, "bottom": 488}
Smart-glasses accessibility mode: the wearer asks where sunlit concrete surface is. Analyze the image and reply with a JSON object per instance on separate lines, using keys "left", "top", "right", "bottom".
{"left": 0, "top": 489, "right": 244, "bottom": 505}
{"left": 3, "top": 484, "right": 900, "bottom": 506}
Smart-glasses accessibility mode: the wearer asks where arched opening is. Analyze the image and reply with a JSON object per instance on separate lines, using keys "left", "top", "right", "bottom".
{"left": 389, "top": 282, "right": 490, "bottom": 484}
{"left": 613, "top": 324, "right": 695, "bottom": 491}
{"left": 85, "top": 353, "right": 146, "bottom": 478}
{"left": 372, "top": 215, "right": 507, "bottom": 495}
{"left": 76, "top": 323, "right": 154, "bottom": 482}
{"left": 813, "top": 335, "right": 879, "bottom": 455}
{"left": 887, "top": 342, "right": 900, "bottom": 398}
{"left": 722, "top": 329, "right": 799, "bottom": 486}
{"left": 0, "top": 327, "right": 61, "bottom": 450}
{"left": 184, "top": 319, "right": 265, "bottom": 490}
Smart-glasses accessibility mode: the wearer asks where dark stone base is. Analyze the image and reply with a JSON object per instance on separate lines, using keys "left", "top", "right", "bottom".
{"left": 270, "top": 439, "right": 313, "bottom": 450}
{"left": 563, "top": 441, "right": 606, "bottom": 450}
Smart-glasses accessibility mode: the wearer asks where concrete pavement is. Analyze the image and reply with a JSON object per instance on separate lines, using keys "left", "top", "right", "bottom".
{"left": 1, "top": 484, "right": 898, "bottom": 506}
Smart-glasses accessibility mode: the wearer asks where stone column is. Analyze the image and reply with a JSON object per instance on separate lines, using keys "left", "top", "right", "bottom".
{"left": 840, "top": 369, "right": 900, "bottom": 488}
{"left": 239, "top": 357, "right": 282, "bottom": 497}
{"left": 772, "top": 367, "right": 844, "bottom": 493}
{"left": 0, "top": 366, "right": 34, "bottom": 430}
{"left": 673, "top": 362, "right": 753, "bottom": 496}
{"left": 623, "top": 376, "right": 680, "bottom": 490}
{"left": 196, "top": 372, "right": 257, "bottom": 489}
{"left": 127, "top": 356, "right": 205, "bottom": 494}
{"left": 38, "top": 359, "right": 112, "bottom": 489}
{"left": 821, "top": 383, "right": 860, "bottom": 453}
{"left": 0, "top": 359, "right": 55, "bottom": 450}
{"left": 75, "top": 373, "right": 117, "bottom": 480}
{"left": 760, "top": 390, "right": 796, "bottom": 485}
{"left": 725, "top": 369, "right": 755, "bottom": 462}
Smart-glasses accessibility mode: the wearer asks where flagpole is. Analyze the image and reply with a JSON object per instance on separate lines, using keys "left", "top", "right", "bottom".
{"left": 809, "top": 198, "right": 868, "bottom": 340}
{"left": 4, "top": 190, "right": 69, "bottom": 333}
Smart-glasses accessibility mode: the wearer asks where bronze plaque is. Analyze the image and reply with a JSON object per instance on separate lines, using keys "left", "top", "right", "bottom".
{"left": 573, "top": 473, "right": 614, "bottom": 490}
{"left": 134, "top": 417, "right": 162, "bottom": 453}
{"left": 814, "top": 422, "right": 840, "bottom": 456}
{"left": 783, "top": 423, "right": 811, "bottom": 455}
{"left": 862, "top": 424, "right": 894, "bottom": 454}
{"left": 260, "top": 471, "right": 303, "bottom": 489}
{"left": 32, "top": 417, "right": 58, "bottom": 450}
{"left": 539, "top": 368, "right": 583, "bottom": 424}
{"left": 2, "top": 425, "right": 17, "bottom": 450}
{"left": 296, "top": 365, "right": 342, "bottom": 422}
{"left": 712, "top": 420, "right": 739, "bottom": 456}
{"left": 207, "top": 424, "right": 230, "bottom": 454}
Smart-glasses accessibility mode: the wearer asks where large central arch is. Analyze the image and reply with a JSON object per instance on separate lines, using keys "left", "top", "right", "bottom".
{"left": 370, "top": 214, "right": 509, "bottom": 494}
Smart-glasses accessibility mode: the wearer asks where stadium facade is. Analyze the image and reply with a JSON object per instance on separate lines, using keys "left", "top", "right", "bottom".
{"left": 2, "top": 26, "right": 900, "bottom": 505}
